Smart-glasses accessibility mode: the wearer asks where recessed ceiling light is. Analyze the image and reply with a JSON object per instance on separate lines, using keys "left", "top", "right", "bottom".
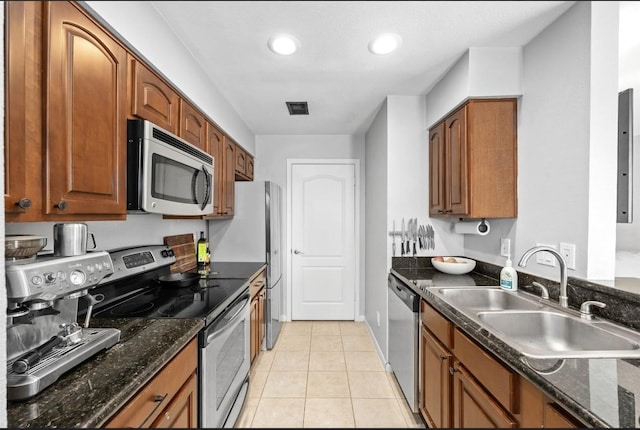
{"left": 368, "top": 33, "right": 402, "bottom": 55}
{"left": 268, "top": 34, "right": 300, "bottom": 55}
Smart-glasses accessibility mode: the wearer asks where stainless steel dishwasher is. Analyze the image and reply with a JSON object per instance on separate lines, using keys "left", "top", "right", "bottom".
{"left": 388, "top": 273, "right": 420, "bottom": 413}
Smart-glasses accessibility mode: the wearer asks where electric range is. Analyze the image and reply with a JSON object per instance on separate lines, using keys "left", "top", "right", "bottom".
{"left": 84, "top": 245, "right": 249, "bottom": 327}
{"left": 83, "top": 244, "right": 252, "bottom": 428}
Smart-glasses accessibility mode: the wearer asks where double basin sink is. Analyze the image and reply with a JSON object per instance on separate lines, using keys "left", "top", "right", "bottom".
{"left": 429, "top": 286, "right": 640, "bottom": 360}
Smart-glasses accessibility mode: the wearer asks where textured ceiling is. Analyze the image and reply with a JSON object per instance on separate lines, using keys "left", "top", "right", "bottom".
{"left": 150, "top": 1, "right": 580, "bottom": 135}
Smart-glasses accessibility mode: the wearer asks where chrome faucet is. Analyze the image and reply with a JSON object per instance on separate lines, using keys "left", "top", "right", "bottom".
{"left": 517, "top": 246, "right": 569, "bottom": 308}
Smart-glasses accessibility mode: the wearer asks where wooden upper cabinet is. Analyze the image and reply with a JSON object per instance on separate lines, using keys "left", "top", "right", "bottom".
{"left": 179, "top": 99, "right": 207, "bottom": 152}
{"left": 130, "top": 58, "right": 179, "bottom": 134}
{"left": 223, "top": 139, "right": 236, "bottom": 216}
{"left": 44, "top": 1, "right": 127, "bottom": 217}
{"left": 5, "top": 1, "right": 42, "bottom": 217}
{"left": 234, "top": 144, "right": 254, "bottom": 181}
{"left": 428, "top": 99, "right": 517, "bottom": 219}
{"left": 429, "top": 121, "right": 446, "bottom": 217}
{"left": 206, "top": 123, "right": 234, "bottom": 218}
{"left": 235, "top": 146, "right": 247, "bottom": 176}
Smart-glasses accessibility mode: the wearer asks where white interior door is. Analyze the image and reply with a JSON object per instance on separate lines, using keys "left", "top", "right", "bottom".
{"left": 291, "top": 163, "right": 356, "bottom": 320}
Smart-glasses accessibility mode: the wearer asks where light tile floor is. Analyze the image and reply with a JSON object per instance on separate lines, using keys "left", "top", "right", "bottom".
{"left": 236, "top": 321, "right": 425, "bottom": 428}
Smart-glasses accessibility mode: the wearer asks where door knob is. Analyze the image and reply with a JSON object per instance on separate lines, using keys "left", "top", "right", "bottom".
{"left": 293, "top": 249, "right": 304, "bottom": 255}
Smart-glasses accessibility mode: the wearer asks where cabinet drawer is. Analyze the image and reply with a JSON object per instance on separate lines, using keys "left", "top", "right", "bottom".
{"left": 250, "top": 269, "right": 266, "bottom": 299}
{"left": 106, "top": 338, "right": 198, "bottom": 428}
{"left": 420, "top": 300, "right": 453, "bottom": 349}
{"left": 453, "top": 328, "right": 518, "bottom": 414}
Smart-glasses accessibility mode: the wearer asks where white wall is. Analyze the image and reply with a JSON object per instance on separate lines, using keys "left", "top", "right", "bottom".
{"left": 424, "top": 2, "right": 620, "bottom": 282}
{"left": 364, "top": 100, "right": 388, "bottom": 359}
{"left": 425, "top": 47, "right": 523, "bottom": 129}
{"left": 84, "top": 1, "right": 255, "bottom": 154}
{"left": 221, "top": 135, "right": 366, "bottom": 320}
{"left": 364, "top": 95, "right": 464, "bottom": 362}
{"left": 5, "top": 216, "right": 207, "bottom": 253}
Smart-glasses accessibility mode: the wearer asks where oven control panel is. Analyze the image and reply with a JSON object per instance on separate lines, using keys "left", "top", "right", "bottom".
{"left": 6, "top": 251, "right": 114, "bottom": 303}
{"left": 105, "top": 245, "right": 176, "bottom": 283}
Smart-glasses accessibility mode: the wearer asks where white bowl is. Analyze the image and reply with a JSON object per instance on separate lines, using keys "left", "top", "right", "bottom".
{"left": 431, "top": 257, "right": 476, "bottom": 275}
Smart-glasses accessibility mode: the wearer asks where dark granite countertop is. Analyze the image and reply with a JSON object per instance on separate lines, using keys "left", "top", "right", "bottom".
{"left": 7, "top": 261, "right": 265, "bottom": 428}
{"left": 7, "top": 318, "right": 203, "bottom": 428}
{"left": 391, "top": 260, "right": 640, "bottom": 428}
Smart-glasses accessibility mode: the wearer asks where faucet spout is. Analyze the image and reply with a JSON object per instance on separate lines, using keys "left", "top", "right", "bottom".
{"left": 517, "top": 246, "right": 569, "bottom": 308}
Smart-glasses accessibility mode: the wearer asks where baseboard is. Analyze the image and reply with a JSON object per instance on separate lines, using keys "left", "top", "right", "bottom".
{"left": 363, "top": 318, "right": 391, "bottom": 373}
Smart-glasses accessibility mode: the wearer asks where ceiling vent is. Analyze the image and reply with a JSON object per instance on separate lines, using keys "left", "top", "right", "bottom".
{"left": 286, "top": 101, "right": 309, "bottom": 115}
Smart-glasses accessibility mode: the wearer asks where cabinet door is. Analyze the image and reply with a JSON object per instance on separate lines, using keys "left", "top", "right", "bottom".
{"left": 207, "top": 123, "right": 225, "bottom": 217}
{"left": 452, "top": 363, "right": 516, "bottom": 428}
{"left": 544, "top": 402, "right": 581, "bottom": 428}
{"left": 250, "top": 295, "right": 259, "bottom": 364}
{"left": 235, "top": 146, "right": 247, "bottom": 176}
{"left": 428, "top": 121, "right": 446, "bottom": 217}
{"left": 45, "top": 1, "right": 127, "bottom": 216}
{"left": 445, "top": 105, "right": 468, "bottom": 216}
{"left": 131, "top": 58, "right": 179, "bottom": 134}
{"left": 152, "top": 373, "right": 198, "bottom": 428}
{"left": 106, "top": 339, "right": 198, "bottom": 428}
{"left": 179, "top": 99, "right": 207, "bottom": 152}
{"left": 223, "top": 139, "right": 236, "bottom": 216}
{"left": 5, "top": 1, "right": 42, "bottom": 217}
{"left": 259, "top": 287, "right": 267, "bottom": 348}
{"left": 246, "top": 155, "right": 255, "bottom": 181}
{"left": 420, "top": 324, "right": 452, "bottom": 428}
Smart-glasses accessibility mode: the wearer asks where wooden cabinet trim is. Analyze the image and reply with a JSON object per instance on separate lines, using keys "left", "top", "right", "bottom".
{"left": 420, "top": 324, "right": 452, "bottom": 428}
{"left": 151, "top": 373, "right": 198, "bottom": 428}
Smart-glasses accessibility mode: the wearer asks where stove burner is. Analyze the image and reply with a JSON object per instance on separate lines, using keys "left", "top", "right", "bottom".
{"left": 157, "top": 295, "right": 196, "bottom": 317}
{"left": 110, "top": 300, "right": 155, "bottom": 316}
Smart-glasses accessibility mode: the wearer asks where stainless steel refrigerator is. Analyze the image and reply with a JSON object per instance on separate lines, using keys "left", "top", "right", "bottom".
{"left": 213, "top": 180, "right": 283, "bottom": 349}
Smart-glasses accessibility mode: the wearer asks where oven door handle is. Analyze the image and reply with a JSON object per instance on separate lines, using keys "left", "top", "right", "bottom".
{"left": 205, "top": 295, "right": 250, "bottom": 345}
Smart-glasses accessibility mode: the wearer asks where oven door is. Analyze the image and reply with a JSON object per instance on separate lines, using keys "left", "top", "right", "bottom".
{"left": 199, "top": 292, "right": 250, "bottom": 428}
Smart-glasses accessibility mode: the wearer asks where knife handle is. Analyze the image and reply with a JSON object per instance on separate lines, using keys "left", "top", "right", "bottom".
{"left": 413, "top": 242, "right": 417, "bottom": 256}
{"left": 401, "top": 243, "right": 405, "bottom": 256}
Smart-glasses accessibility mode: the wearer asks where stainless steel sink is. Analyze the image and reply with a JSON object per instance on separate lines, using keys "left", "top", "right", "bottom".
{"left": 476, "top": 310, "right": 640, "bottom": 359}
{"left": 433, "top": 287, "right": 543, "bottom": 311}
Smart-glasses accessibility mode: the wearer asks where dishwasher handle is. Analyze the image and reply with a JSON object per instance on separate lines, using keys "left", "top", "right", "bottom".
{"left": 388, "top": 273, "right": 420, "bottom": 312}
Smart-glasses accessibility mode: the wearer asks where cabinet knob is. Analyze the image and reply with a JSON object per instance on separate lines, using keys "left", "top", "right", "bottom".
{"left": 438, "top": 355, "right": 447, "bottom": 362}
{"left": 449, "top": 367, "right": 458, "bottom": 375}
{"left": 55, "top": 200, "right": 69, "bottom": 211}
{"left": 16, "top": 198, "right": 32, "bottom": 210}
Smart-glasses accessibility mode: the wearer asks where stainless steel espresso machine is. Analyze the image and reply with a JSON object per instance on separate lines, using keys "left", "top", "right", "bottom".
{"left": 5, "top": 234, "right": 121, "bottom": 401}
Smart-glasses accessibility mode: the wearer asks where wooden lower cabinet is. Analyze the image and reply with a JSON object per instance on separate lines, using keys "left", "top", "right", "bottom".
{"left": 250, "top": 269, "right": 267, "bottom": 364}
{"left": 420, "top": 325, "right": 452, "bottom": 428}
{"left": 151, "top": 373, "right": 198, "bottom": 428}
{"left": 106, "top": 338, "right": 198, "bottom": 428}
{"left": 419, "top": 299, "right": 584, "bottom": 428}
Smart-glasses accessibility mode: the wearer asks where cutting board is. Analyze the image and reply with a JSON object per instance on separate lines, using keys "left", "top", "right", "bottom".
{"left": 163, "top": 233, "right": 197, "bottom": 273}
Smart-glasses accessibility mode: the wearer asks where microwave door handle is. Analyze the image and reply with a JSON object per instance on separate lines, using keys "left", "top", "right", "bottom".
{"left": 201, "top": 165, "right": 211, "bottom": 211}
{"left": 192, "top": 166, "right": 211, "bottom": 211}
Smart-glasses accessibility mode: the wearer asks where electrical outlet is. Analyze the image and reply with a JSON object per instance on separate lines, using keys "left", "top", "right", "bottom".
{"left": 500, "top": 238, "right": 511, "bottom": 257}
{"left": 559, "top": 242, "right": 576, "bottom": 270}
{"left": 535, "top": 243, "right": 557, "bottom": 267}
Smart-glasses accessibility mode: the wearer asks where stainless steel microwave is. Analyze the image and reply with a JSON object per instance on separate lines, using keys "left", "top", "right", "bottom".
{"left": 127, "top": 119, "right": 214, "bottom": 216}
